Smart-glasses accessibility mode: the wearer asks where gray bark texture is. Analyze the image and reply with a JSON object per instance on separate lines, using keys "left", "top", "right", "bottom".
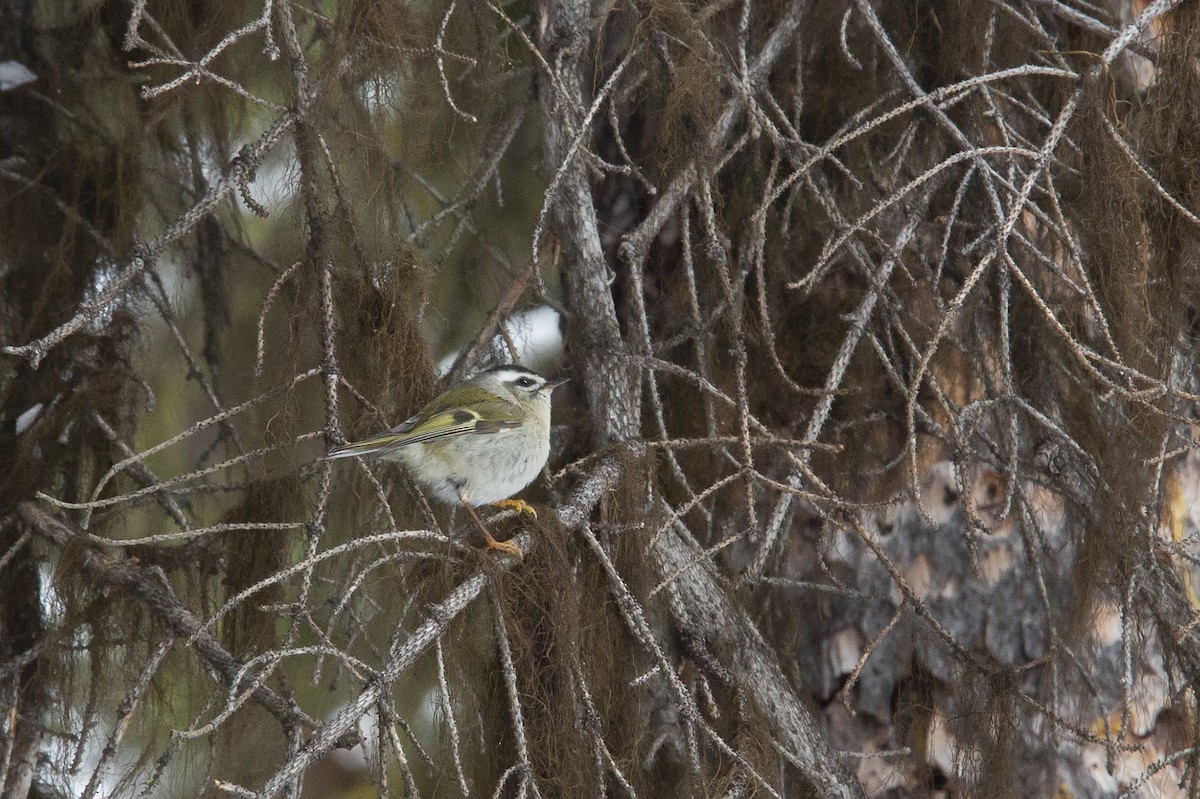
{"left": 4, "top": 0, "right": 1200, "bottom": 797}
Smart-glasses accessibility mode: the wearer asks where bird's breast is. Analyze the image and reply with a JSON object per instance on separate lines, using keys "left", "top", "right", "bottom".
{"left": 404, "top": 423, "right": 550, "bottom": 506}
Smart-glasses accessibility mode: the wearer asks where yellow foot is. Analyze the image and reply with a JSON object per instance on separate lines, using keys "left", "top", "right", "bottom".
{"left": 483, "top": 531, "right": 523, "bottom": 559}
{"left": 492, "top": 498, "right": 537, "bottom": 519}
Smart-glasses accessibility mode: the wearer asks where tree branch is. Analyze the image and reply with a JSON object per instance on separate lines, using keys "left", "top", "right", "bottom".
{"left": 537, "top": 3, "right": 866, "bottom": 794}
{"left": 539, "top": 0, "right": 637, "bottom": 447}
{"left": 16, "top": 503, "right": 316, "bottom": 734}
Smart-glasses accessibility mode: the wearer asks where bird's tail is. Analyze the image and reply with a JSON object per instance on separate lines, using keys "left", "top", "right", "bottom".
{"left": 325, "top": 437, "right": 393, "bottom": 460}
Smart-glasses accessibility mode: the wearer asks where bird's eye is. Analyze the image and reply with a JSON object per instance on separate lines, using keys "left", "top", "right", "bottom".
{"left": 515, "top": 376, "right": 537, "bottom": 388}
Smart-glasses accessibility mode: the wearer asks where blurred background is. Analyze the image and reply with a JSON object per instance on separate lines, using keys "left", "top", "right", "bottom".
{"left": 4, "top": 0, "right": 1200, "bottom": 797}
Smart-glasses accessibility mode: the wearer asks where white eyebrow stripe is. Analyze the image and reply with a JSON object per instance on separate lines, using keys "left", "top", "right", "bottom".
{"left": 492, "top": 369, "right": 542, "bottom": 384}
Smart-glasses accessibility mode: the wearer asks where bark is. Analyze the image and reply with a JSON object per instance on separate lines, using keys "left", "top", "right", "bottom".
{"left": 538, "top": 5, "right": 865, "bottom": 794}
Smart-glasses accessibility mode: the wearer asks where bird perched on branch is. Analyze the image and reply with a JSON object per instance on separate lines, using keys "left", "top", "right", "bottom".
{"left": 328, "top": 365, "right": 567, "bottom": 557}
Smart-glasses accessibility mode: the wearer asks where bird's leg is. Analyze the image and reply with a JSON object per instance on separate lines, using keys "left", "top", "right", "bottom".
{"left": 458, "top": 490, "right": 523, "bottom": 558}
{"left": 491, "top": 498, "right": 537, "bottom": 519}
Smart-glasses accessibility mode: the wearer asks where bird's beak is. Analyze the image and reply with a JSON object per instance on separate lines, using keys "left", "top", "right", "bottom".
{"left": 545, "top": 377, "right": 570, "bottom": 392}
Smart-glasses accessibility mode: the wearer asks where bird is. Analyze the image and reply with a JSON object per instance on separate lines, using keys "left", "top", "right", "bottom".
{"left": 327, "top": 365, "right": 567, "bottom": 557}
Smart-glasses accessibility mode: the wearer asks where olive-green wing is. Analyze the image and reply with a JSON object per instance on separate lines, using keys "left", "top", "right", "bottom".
{"left": 327, "top": 396, "right": 522, "bottom": 459}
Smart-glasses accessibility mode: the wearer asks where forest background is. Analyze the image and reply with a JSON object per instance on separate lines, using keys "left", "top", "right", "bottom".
{"left": 3, "top": 0, "right": 1200, "bottom": 797}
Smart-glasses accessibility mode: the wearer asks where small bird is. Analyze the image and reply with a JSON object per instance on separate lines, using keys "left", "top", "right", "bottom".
{"left": 328, "top": 365, "right": 567, "bottom": 557}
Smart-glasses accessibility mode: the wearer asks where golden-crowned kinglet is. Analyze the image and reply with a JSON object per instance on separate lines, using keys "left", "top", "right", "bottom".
{"left": 328, "top": 365, "right": 567, "bottom": 556}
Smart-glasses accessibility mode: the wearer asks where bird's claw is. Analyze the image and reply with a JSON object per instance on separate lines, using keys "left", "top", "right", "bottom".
{"left": 492, "top": 498, "right": 537, "bottom": 519}
{"left": 485, "top": 535, "right": 523, "bottom": 559}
